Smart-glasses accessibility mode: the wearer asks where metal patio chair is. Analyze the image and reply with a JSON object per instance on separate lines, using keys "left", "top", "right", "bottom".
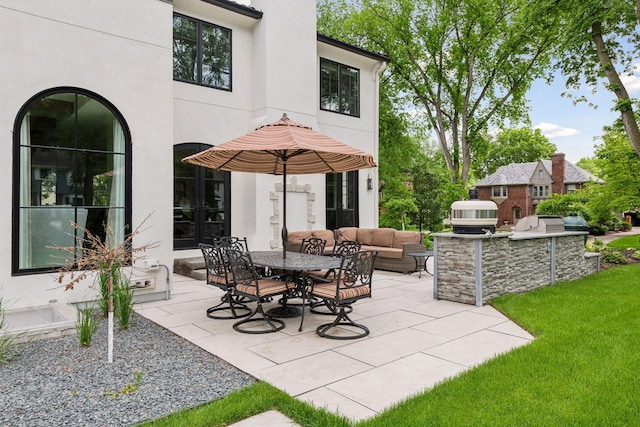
{"left": 308, "top": 250, "right": 378, "bottom": 339}
{"left": 227, "top": 249, "right": 292, "bottom": 334}
{"left": 308, "top": 239, "right": 362, "bottom": 315}
{"left": 199, "top": 243, "right": 251, "bottom": 320}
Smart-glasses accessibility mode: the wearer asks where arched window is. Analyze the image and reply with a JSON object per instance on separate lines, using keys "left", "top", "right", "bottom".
{"left": 12, "top": 88, "right": 131, "bottom": 273}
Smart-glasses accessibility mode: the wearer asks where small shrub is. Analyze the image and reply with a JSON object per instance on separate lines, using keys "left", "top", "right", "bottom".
{"left": 633, "top": 250, "right": 640, "bottom": 261}
{"left": 98, "top": 270, "right": 110, "bottom": 318}
{"left": 114, "top": 279, "right": 134, "bottom": 330}
{"left": 601, "top": 249, "right": 628, "bottom": 264}
{"left": 76, "top": 305, "right": 99, "bottom": 347}
{"left": 589, "top": 224, "right": 607, "bottom": 236}
{"left": 587, "top": 238, "right": 606, "bottom": 252}
{"left": 0, "top": 299, "right": 18, "bottom": 364}
{"left": 620, "top": 221, "right": 632, "bottom": 231}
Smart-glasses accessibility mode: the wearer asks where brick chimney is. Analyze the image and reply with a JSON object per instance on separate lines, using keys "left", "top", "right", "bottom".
{"left": 551, "top": 153, "right": 565, "bottom": 195}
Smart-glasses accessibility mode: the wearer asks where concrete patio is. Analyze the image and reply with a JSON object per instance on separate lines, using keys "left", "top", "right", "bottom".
{"left": 135, "top": 267, "right": 534, "bottom": 423}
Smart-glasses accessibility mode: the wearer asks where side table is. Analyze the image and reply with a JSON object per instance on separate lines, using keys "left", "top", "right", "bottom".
{"left": 407, "top": 251, "right": 434, "bottom": 278}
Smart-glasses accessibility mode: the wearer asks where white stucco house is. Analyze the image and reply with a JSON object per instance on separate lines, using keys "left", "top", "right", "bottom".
{"left": 0, "top": 0, "right": 387, "bottom": 314}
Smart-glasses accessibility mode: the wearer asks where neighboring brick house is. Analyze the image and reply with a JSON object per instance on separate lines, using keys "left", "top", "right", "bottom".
{"left": 474, "top": 153, "right": 601, "bottom": 226}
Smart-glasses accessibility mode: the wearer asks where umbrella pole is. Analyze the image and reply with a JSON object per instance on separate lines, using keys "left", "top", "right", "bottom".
{"left": 282, "top": 161, "right": 287, "bottom": 259}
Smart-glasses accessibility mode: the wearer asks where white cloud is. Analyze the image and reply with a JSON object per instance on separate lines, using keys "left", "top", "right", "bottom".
{"left": 534, "top": 122, "right": 580, "bottom": 139}
{"left": 619, "top": 65, "right": 640, "bottom": 93}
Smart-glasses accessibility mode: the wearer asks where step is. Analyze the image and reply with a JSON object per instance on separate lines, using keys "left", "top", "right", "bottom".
{"left": 173, "top": 257, "right": 205, "bottom": 277}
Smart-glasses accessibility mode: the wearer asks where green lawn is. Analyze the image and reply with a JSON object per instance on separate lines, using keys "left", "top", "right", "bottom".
{"left": 606, "top": 234, "right": 640, "bottom": 250}
{"left": 146, "top": 265, "right": 640, "bottom": 427}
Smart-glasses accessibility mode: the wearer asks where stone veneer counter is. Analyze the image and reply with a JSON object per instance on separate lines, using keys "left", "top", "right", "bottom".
{"left": 432, "top": 231, "right": 600, "bottom": 306}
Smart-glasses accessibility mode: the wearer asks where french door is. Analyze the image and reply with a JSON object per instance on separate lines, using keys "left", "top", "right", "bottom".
{"left": 326, "top": 171, "right": 359, "bottom": 230}
{"left": 173, "top": 143, "right": 230, "bottom": 249}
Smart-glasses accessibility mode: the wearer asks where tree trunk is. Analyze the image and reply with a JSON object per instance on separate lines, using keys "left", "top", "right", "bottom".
{"left": 591, "top": 21, "right": 640, "bottom": 158}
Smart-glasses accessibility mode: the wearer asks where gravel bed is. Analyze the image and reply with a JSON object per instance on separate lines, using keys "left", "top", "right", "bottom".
{"left": 0, "top": 313, "right": 256, "bottom": 426}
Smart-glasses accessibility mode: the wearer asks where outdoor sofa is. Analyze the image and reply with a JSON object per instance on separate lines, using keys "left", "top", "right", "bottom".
{"left": 286, "top": 227, "right": 425, "bottom": 274}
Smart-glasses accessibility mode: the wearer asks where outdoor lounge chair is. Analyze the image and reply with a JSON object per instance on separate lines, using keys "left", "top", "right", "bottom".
{"left": 199, "top": 243, "right": 251, "bottom": 320}
{"left": 227, "top": 249, "right": 292, "bottom": 334}
{"left": 307, "top": 250, "right": 378, "bottom": 339}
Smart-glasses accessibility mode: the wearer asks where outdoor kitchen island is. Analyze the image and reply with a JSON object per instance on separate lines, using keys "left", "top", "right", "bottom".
{"left": 432, "top": 217, "right": 601, "bottom": 306}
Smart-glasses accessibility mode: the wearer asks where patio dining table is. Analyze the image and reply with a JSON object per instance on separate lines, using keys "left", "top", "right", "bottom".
{"left": 250, "top": 251, "right": 343, "bottom": 331}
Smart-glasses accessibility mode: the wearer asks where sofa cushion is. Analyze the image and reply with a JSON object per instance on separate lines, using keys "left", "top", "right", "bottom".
{"left": 313, "top": 229, "right": 335, "bottom": 247}
{"left": 337, "top": 227, "right": 358, "bottom": 242}
{"left": 362, "top": 245, "right": 403, "bottom": 259}
{"left": 392, "top": 231, "right": 421, "bottom": 248}
{"left": 288, "top": 230, "right": 312, "bottom": 244}
{"left": 356, "top": 228, "right": 373, "bottom": 245}
{"left": 370, "top": 228, "right": 395, "bottom": 247}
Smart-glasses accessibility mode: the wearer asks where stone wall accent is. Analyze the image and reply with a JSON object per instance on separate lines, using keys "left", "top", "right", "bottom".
{"left": 434, "top": 232, "right": 600, "bottom": 306}
{"left": 270, "top": 176, "right": 315, "bottom": 249}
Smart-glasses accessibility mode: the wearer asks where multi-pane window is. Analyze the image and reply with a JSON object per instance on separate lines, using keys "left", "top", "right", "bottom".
{"left": 492, "top": 186, "right": 507, "bottom": 197}
{"left": 533, "top": 185, "right": 550, "bottom": 197}
{"left": 320, "top": 58, "right": 360, "bottom": 117}
{"left": 13, "top": 89, "right": 130, "bottom": 273}
{"left": 173, "top": 14, "right": 231, "bottom": 90}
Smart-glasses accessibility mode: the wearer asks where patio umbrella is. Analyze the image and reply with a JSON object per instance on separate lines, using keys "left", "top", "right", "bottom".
{"left": 182, "top": 113, "right": 377, "bottom": 258}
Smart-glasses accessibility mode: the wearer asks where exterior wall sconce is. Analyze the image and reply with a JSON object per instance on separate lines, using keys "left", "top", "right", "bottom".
{"left": 367, "top": 173, "right": 373, "bottom": 191}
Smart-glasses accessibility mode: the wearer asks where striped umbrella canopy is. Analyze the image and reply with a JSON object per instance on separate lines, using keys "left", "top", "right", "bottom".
{"left": 182, "top": 113, "right": 377, "bottom": 257}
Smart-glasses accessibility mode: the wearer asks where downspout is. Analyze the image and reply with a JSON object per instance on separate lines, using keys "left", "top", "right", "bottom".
{"left": 372, "top": 60, "right": 387, "bottom": 227}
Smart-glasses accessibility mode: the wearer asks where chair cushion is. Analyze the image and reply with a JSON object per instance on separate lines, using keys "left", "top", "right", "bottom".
{"left": 208, "top": 273, "right": 231, "bottom": 286}
{"left": 311, "top": 281, "right": 371, "bottom": 300}
{"left": 370, "top": 228, "right": 395, "bottom": 247}
{"left": 235, "top": 279, "right": 290, "bottom": 297}
{"left": 356, "top": 228, "right": 373, "bottom": 245}
{"left": 392, "top": 231, "right": 421, "bottom": 248}
{"left": 337, "top": 227, "right": 358, "bottom": 242}
{"left": 288, "top": 230, "right": 312, "bottom": 244}
{"left": 313, "top": 229, "right": 335, "bottom": 247}
{"left": 323, "top": 246, "right": 335, "bottom": 256}
{"left": 362, "top": 246, "right": 403, "bottom": 259}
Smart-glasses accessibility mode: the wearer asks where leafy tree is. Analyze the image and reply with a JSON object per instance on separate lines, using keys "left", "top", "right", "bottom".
{"left": 586, "top": 119, "right": 640, "bottom": 222}
{"left": 576, "top": 157, "right": 602, "bottom": 177}
{"left": 553, "top": 0, "right": 640, "bottom": 157}
{"left": 474, "top": 127, "right": 557, "bottom": 178}
{"left": 319, "top": 0, "right": 559, "bottom": 184}
{"left": 535, "top": 192, "right": 591, "bottom": 221}
{"left": 410, "top": 155, "right": 451, "bottom": 232}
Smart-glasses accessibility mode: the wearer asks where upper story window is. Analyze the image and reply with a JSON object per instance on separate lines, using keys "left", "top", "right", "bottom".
{"left": 532, "top": 185, "right": 550, "bottom": 197}
{"left": 173, "top": 14, "right": 231, "bottom": 91}
{"left": 320, "top": 58, "right": 360, "bottom": 117}
{"left": 538, "top": 170, "right": 543, "bottom": 179}
{"left": 492, "top": 186, "right": 507, "bottom": 198}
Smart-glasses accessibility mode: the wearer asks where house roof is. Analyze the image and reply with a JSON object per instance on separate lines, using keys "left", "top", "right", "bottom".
{"left": 317, "top": 33, "right": 390, "bottom": 63}
{"left": 200, "top": 0, "right": 263, "bottom": 19}
{"left": 475, "top": 160, "right": 602, "bottom": 187}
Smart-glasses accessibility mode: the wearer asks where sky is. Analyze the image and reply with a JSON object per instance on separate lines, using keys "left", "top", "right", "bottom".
{"left": 528, "top": 67, "right": 640, "bottom": 164}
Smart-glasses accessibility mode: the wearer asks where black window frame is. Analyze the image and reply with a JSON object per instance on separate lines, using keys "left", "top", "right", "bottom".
{"left": 173, "top": 13, "right": 232, "bottom": 91}
{"left": 11, "top": 87, "right": 132, "bottom": 275}
{"left": 320, "top": 57, "right": 360, "bottom": 117}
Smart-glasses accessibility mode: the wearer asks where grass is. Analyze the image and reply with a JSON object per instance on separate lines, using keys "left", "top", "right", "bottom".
{"left": 144, "top": 265, "right": 640, "bottom": 427}
{"left": 606, "top": 234, "right": 640, "bottom": 250}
